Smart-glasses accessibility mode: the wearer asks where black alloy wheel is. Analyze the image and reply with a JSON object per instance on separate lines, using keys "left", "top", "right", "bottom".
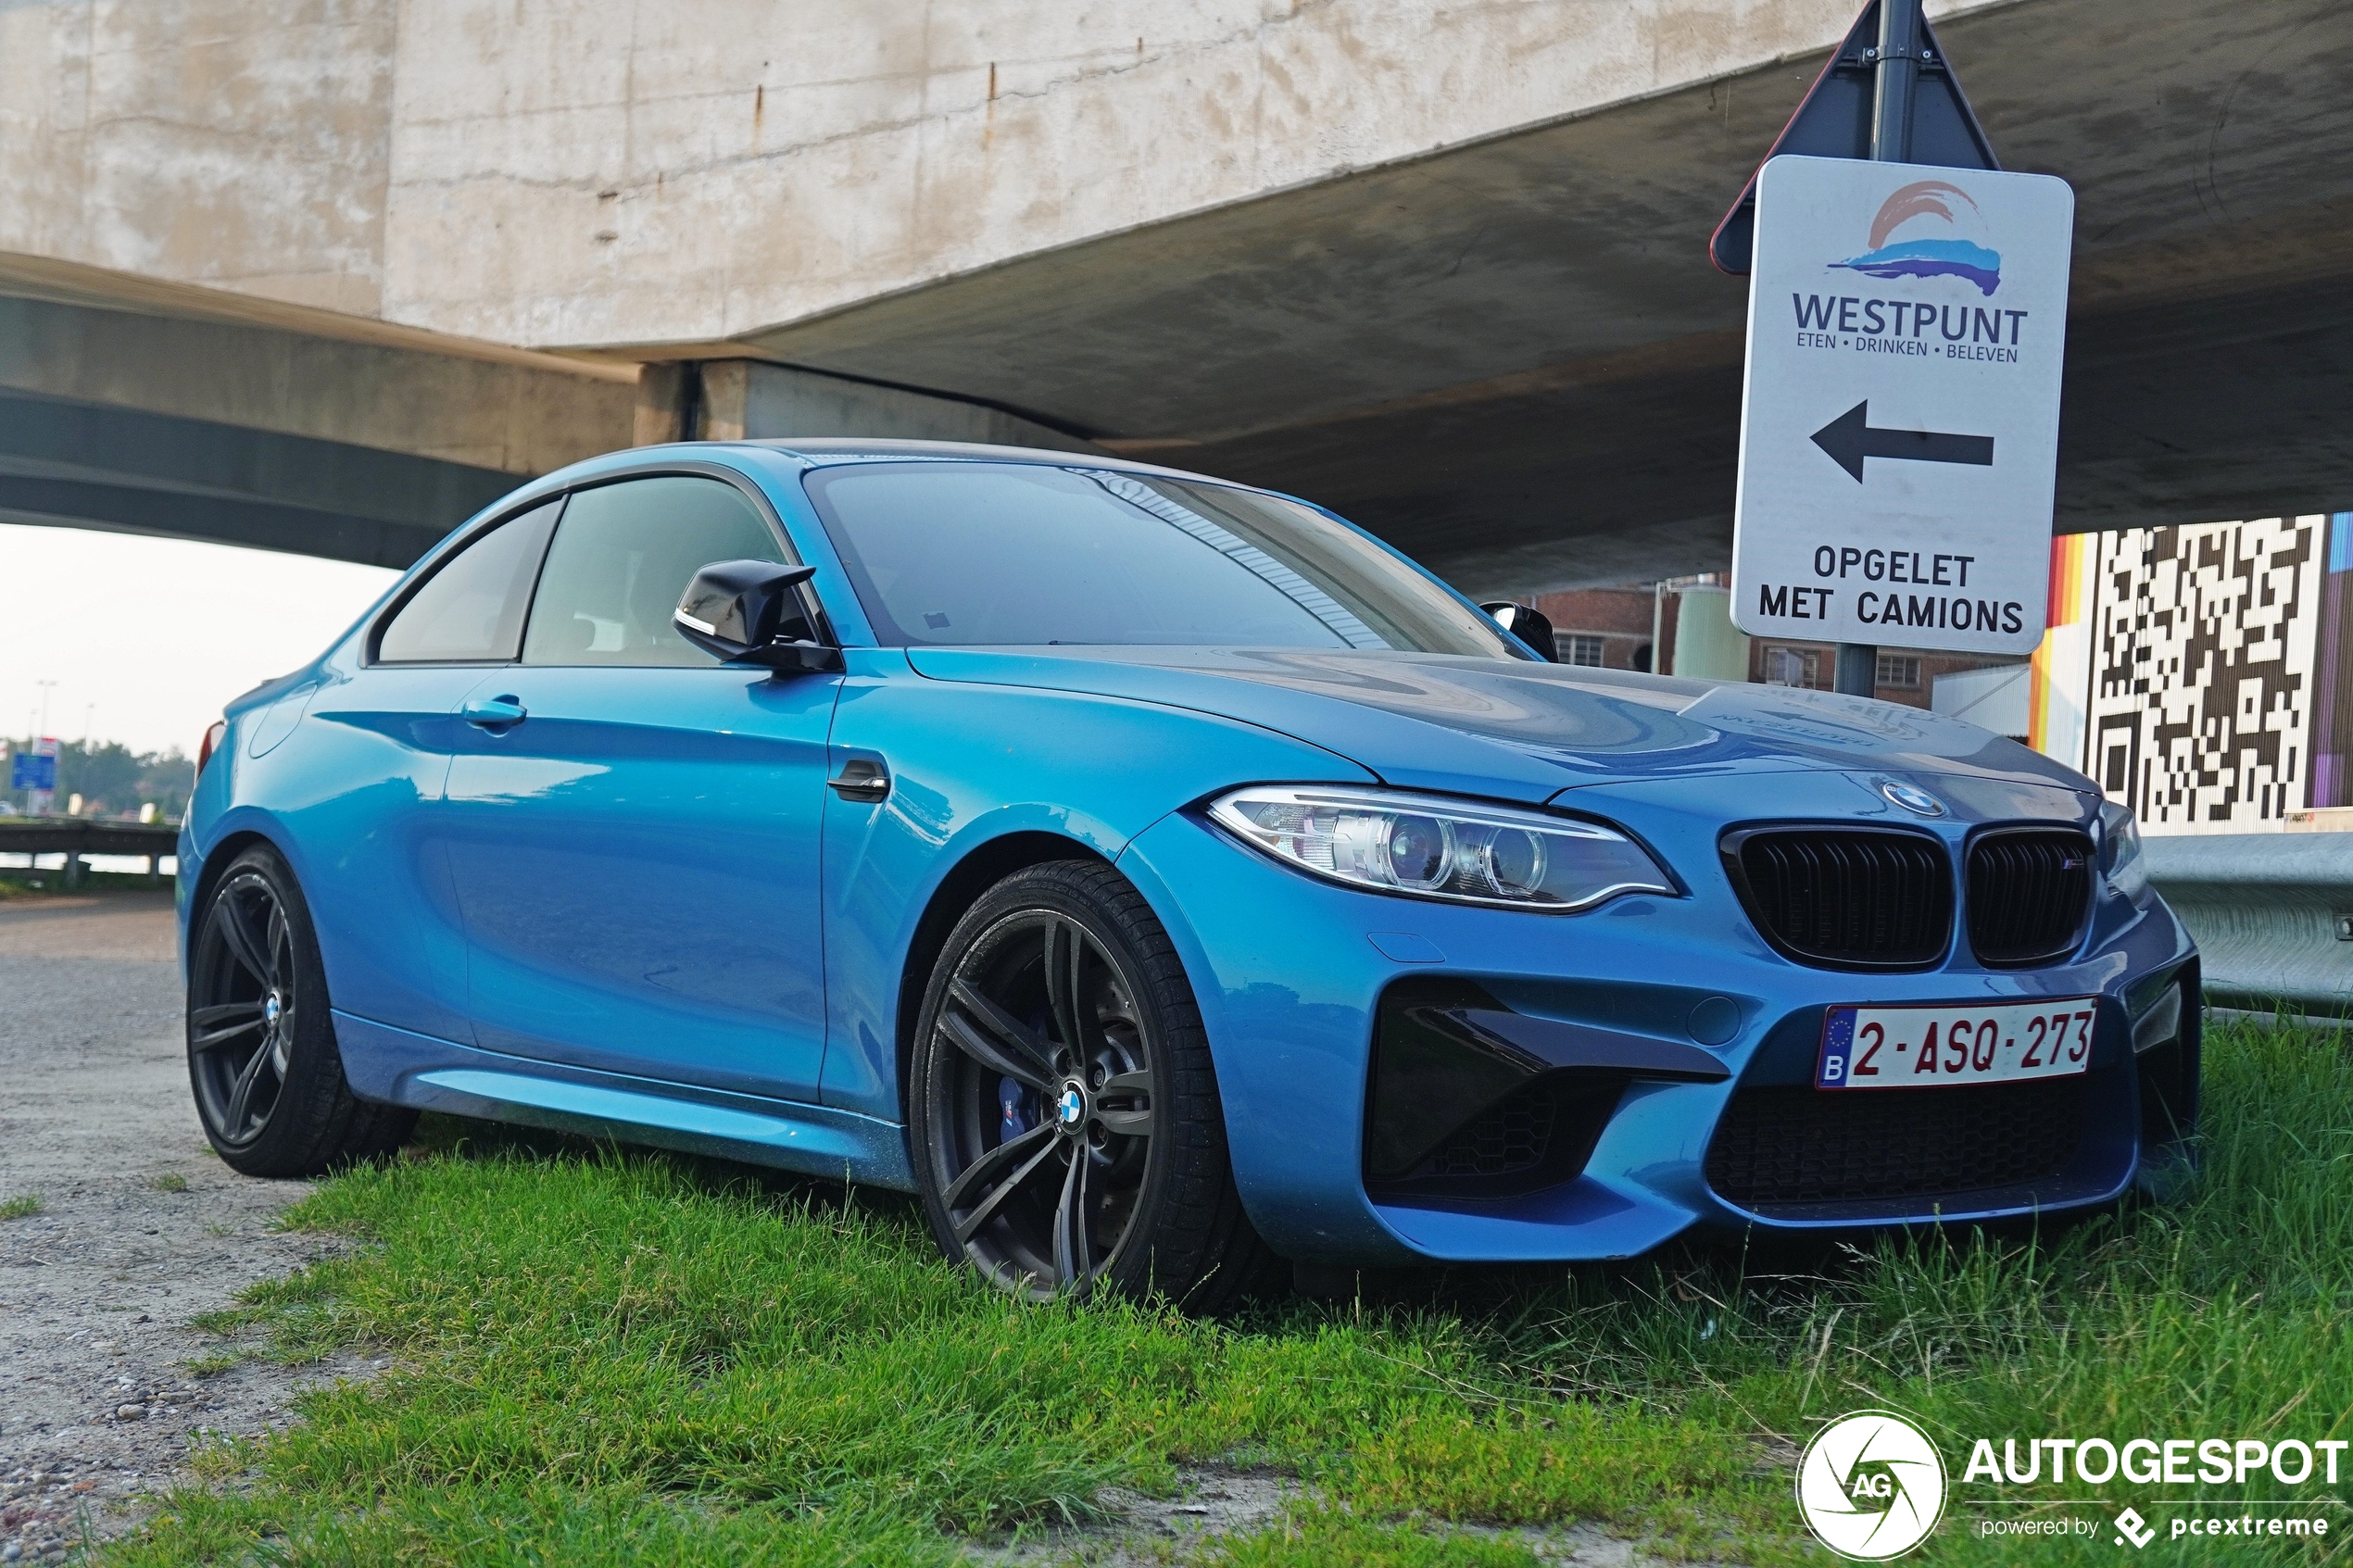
{"left": 189, "top": 869, "right": 297, "bottom": 1146}
{"left": 911, "top": 860, "right": 1276, "bottom": 1310}
{"left": 187, "top": 844, "right": 415, "bottom": 1175}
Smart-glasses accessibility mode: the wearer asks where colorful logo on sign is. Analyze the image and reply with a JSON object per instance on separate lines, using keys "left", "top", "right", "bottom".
{"left": 1831, "top": 180, "right": 2002, "bottom": 295}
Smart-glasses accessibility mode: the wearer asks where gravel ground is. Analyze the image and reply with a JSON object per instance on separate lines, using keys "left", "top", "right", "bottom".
{"left": 0, "top": 890, "right": 1689, "bottom": 1566}
{"left": 977, "top": 1466, "right": 1674, "bottom": 1565}
{"left": 0, "top": 891, "right": 367, "bottom": 1562}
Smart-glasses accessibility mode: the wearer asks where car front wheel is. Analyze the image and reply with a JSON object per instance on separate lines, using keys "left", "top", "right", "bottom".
{"left": 910, "top": 859, "right": 1275, "bottom": 1310}
{"left": 187, "top": 843, "right": 417, "bottom": 1175}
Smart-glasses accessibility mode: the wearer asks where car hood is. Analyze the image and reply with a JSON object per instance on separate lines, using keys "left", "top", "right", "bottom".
{"left": 904, "top": 646, "right": 2095, "bottom": 807}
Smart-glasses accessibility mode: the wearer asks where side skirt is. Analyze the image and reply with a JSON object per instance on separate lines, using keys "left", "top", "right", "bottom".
{"left": 333, "top": 1010, "right": 915, "bottom": 1190}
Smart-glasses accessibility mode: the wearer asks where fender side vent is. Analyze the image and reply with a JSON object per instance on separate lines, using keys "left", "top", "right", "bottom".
{"left": 1413, "top": 1084, "right": 1558, "bottom": 1179}
{"left": 1365, "top": 981, "right": 1625, "bottom": 1199}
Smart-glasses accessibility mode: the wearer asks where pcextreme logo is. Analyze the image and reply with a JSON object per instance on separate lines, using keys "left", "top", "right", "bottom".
{"left": 1796, "top": 1410, "right": 1948, "bottom": 1560}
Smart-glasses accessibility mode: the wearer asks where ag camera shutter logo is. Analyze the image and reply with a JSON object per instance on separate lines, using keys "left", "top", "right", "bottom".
{"left": 1797, "top": 1410, "right": 1948, "bottom": 1560}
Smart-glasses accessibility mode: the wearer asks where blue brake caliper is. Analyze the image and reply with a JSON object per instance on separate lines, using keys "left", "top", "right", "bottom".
{"left": 1000, "top": 1076, "right": 1032, "bottom": 1138}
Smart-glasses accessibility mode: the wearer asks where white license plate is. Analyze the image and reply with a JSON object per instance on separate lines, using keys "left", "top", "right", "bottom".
{"left": 1816, "top": 997, "right": 2097, "bottom": 1089}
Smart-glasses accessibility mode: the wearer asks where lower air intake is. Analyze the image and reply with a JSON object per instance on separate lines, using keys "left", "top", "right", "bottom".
{"left": 1705, "top": 1077, "right": 2085, "bottom": 1210}
{"left": 1409, "top": 1085, "right": 1558, "bottom": 1181}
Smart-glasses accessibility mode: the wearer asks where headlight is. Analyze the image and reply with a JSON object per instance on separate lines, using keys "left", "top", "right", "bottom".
{"left": 2098, "top": 799, "right": 2147, "bottom": 900}
{"left": 1207, "top": 785, "right": 1676, "bottom": 911}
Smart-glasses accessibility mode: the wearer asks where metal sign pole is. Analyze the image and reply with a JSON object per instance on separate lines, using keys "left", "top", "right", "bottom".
{"left": 1832, "top": 0, "right": 1922, "bottom": 698}
{"left": 1869, "top": 0, "right": 1920, "bottom": 161}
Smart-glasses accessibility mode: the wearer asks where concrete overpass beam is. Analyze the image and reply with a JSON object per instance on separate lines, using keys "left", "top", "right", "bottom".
{"left": 0, "top": 275, "right": 639, "bottom": 567}
{"left": 0, "top": 388, "right": 522, "bottom": 570}
{"left": 0, "top": 284, "right": 635, "bottom": 476}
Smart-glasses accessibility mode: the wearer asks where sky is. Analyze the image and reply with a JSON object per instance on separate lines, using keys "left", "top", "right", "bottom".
{"left": 1, "top": 523, "right": 401, "bottom": 758}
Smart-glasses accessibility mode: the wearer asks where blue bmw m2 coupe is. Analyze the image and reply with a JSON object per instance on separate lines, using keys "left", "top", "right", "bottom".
{"left": 179, "top": 440, "right": 2198, "bottom": 1308}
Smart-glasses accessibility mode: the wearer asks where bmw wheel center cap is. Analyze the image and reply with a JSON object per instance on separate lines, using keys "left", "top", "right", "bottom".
{"left": 1878, "top": 779, "right": 1947, "bottom": 818}
{"left": 1056, "top": 1083, "right": 1088, "bottom": 1129}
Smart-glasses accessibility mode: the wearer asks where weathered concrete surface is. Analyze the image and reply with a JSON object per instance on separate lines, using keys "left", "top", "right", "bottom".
{"left": 6, "top": 0, "right": 2353, "bottom": 587}
{"left": 0, "top": 0, "right": 397, "bottom": 318}
{"left": 0, "top": 892, "right": 371, "bottom": 1558}
{"left": 373, "top": 0, "right": 1883, "bottom": 351}
{"left": 1, "top": 0, "right": 1878, "bottom": 345}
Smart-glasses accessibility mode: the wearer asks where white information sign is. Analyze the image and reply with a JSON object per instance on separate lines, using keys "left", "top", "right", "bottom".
{"left": 1731, "top": 155, "right": 2074, "bottom": 656}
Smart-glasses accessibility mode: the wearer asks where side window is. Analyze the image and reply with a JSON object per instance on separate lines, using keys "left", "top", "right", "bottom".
{"left": 375, "top": 499, "right": 561, "bottom": 663}
{"left": 521, "top": 476, "right": 791, "bottom": 667}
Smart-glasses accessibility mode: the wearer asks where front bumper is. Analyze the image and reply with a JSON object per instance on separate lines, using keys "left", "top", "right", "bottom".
{"left": 1114, "top": 771, "right": 2198, "bottom": 1267}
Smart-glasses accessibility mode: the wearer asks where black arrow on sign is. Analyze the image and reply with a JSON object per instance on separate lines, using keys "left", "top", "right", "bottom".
{"left": 1810, "top": 400, "right": 1995, "bottom": 483}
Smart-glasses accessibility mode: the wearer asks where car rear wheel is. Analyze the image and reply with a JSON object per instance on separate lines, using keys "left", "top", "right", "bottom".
{"left": 910, "top": 859, "right": 1277, "bottom": 1311}
{"left": 187, "top": 844, "right": 416, "bottom": 1176}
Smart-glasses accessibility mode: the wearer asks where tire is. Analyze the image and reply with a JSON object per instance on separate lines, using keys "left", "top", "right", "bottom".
{"left": 186, "top": 843, "right": 417, "bottom": 1176}
{"left": 909, "top": 859, "right": 1278, "bottom": 1311}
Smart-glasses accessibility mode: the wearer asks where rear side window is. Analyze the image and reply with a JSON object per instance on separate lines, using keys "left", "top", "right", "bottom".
{"left": 521, "top": 476, "right": 787, "bottom": 667}
{"left": 375, "top": 499, "right": 561, "bottom": 663}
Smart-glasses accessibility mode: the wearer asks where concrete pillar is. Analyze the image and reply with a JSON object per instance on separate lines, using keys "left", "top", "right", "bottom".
{"left": 633, "top": 363, "right": 695, "bottom": 445}
{"left": 698, "top": 361, "right": 754, "bottom": 441}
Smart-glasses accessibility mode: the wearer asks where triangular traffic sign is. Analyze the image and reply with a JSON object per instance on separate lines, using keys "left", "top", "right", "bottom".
{"left": 1709, "top": 0, "right": 2000, "bottom": 275}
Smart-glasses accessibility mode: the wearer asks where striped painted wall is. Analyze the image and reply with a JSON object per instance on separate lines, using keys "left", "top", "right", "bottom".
{"left": 2027, "top": 515, "right": 2353, "bottom": 834}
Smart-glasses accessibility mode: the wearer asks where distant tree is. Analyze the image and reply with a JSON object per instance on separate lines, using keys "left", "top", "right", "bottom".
{"left": 134, "top": 748, "right": 195, "bottom": 821}
{"left": 60, "top": 740, "right": 144, "bottom": 816}
{"left": 6, "top": 738, "right": 193, "bottom": 820}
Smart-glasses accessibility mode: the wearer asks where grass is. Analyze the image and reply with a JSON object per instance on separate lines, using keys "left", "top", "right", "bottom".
{"left": 0, "top": 1190, "right": 42, "bottom": 1220}
{"left": 151, "top": 1172, "right": 190, "bottom": 1193}
{"left": 109, "top": 1015, "right": 2350, "bottom": 1566}
{"left": 1202, "top": 1508, "right": 1544, "bottom": 1565}
{"left": 181, "top": 1351, "right": 253, "bottom": 1380}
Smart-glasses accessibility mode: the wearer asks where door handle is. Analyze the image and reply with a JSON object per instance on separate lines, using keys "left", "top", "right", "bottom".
{"left": 827, "top": 757, "right": 890, "bottom": 801}
{"left": 461, "top": 695, "right": 527, "bottom": 730}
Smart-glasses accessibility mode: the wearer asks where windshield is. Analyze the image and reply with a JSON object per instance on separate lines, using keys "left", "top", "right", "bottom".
{"left": 802, "top": 462, "right": 1522, "bottom": 657}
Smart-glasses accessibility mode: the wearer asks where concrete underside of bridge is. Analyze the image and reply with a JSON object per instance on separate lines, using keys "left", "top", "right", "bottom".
{"left": 2, "top": 0, "right": 2347, "bottom": 587}
{"left": 714, "top": 0, "right": 2353, "bottom": 593}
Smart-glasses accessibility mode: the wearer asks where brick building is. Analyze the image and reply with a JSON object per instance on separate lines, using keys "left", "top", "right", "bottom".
{"left": 1529, "top": 587, "right": 1656, "bottom": 671}
{"left": 1736, "top": 639, "right": 2017, "bottom": 712}
{"left": 1530, "top": 584, "right": 2020, "bottom": 712}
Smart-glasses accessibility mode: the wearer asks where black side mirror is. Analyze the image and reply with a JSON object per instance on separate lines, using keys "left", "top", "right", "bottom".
{"left": 674, "top": 559, "right": 841, "bottom": 672}
{"left": 1480, "top": 601, "right": 1558, "bottom": 662}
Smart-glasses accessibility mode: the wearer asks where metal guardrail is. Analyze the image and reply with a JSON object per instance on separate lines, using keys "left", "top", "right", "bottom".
{"left": 3, "top": 821, "right": 2342, "bottom": 1010}
{"left": 0, "top": 819, "right": 181, "bottom": 886}
{"left": 2144, "top": 833, "right": 2353, "bottom": 1016}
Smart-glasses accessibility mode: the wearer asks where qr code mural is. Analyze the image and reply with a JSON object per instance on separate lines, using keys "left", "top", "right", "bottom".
{"left": 2086, "top": 518, "right": 2323, "bottom": 833}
